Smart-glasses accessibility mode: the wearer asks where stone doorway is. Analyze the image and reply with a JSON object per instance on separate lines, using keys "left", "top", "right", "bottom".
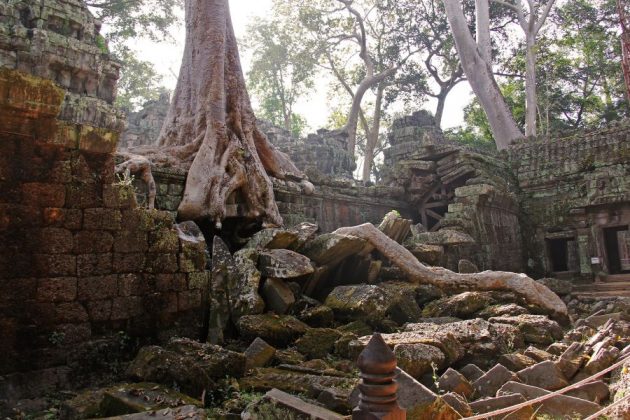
{"left": 603, "top": 225, "right": 630, "bottom": 275}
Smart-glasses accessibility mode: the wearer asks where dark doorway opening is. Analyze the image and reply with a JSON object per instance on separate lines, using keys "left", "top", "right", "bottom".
{"left": 548, "top": 238, "right": 569, "bottom": 272}
{"left": 604, "top": 225, "right": 630, "bottom": 274}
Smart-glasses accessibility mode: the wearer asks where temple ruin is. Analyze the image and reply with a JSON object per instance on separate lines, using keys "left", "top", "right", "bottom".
{"left": 1, "top": 1, "right": 630, "bottom": 419}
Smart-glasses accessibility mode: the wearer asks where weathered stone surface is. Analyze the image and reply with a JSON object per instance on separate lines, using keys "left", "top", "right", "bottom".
{"left": 298, "top": 305, "right": 334, "bottom": 328}
{"left": 565, "top": 380, "right": 610, "bottom": 403}
{"left": 441, "top": 392, "right": 472, "bottom": 417}
{"left": 407, "top": 243, "right": 444, "bottom": 266}
{"left": 258, "top": 249, "right": 314, "bottom": 279}
{"left": 394, "top": 343, "right": 446, "bottom": 379}
{"left": 238, "top": 367, "right": 356, "bottom": 397}
{"left": 236, "top": 314, "right": 309, "bottom": 347}
{"left": 324, "top": 285, "right": 388, "bottom": 323}
{"left": 523, "top": 346, "right": 553, "bottom": 362}
{"left": 273, "top": 348, "right": 306, "bottom": 366}
{"left": 423, "top": 292, "right": 496, "bottom": 318}
{"left": 244, "top": 337, "right": 276, "bottom": 370}
{"left": 472, "top": 364, "right": 518, "bottom": 398}
{"left": 261, "top": 278, "right": 295, "bottom": 315}
{"left": 460, "top": 364, "right": 485, "bottom": 382}
{"left": 245, "top": 228, "right": 299, "bottom": 250}
{"left": 379, "top": 281, "right": 423, "bottom": 324}
{"left": 100, "top": 383, "right": 202, "bottom": 415}
{"left": 261, "top": 388, "right": 345, "bottom": 420}
{"left": 458, "top": 259, "right": 478, "bottom": 273}
{"left": 412, "top": 229, "right": 476, "bottom": 246}
{"left": 438, "top": 368, "right": 474, "bottom": 398}
{"left": 99, "top": 405, "right": 206, "bottom": 419}
{"left": 554, "top": 342, "right": 587, "bottom": 379}
{"left": 477, "top": 304, "right": 528, "bottom": 319}
{"left": 516, "top": 361, "right": 568, "bottom": 391}
{"left": 497, "top": 381, "right": 600, "bottom": 417}
{"left": 469, "top": 394, "right": 533, "bottom": 420}
{"left": 295, "top": 328, "right": 342, "bottom": 360}
{"left": 126, "top": 339, "right": 246, "bottom": 397}
{"left": 301, "top": 233, "right": 367, "bottom": 266}
{"left": 497, "top": 353, "right": 536, "bottom": 373}
{"left": 229, "top": 249, "right": 266, "bottom": 320}
{"left": 488, "top": 315, "right": 563, "bottom": 345}
{"left": 578, "top": 344, "right": 620, "bottom": 379}
{"left": 394, "top": 368, "right": 461, "bottom": 420}
{"left": 536, "top": 277, "right": 573, "bottom": 296}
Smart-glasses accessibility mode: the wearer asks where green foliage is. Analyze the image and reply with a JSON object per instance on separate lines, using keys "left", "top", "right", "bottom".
{"left": 86, "top": 0, "right": 182, "bottom": 44}
{"left": 243, "top": 16, "right": 317, "bottom": 137}
{"left": 113, "top": 46, "right": 168, "bottom": 111}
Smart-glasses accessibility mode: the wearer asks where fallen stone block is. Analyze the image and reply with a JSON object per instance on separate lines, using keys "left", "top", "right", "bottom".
{"left": 236, "top": 314, "right": 308, "bottom": 347}
{"left": 258, "top": 249, "right": 314, "bottom": 279}
{"left": 394, "top": 343, "right": 446, "bottom": 379}
{"left": 325, "top": 284, "right": 388, "bottom": 323}
{"left": 523, "top": 346, "right": 553, "bottom": 362}
{"left": 441, "top": 392, "right": 472, "bottom": 417}
{"left": 261, "top": 277, "right": 295, "bottom": 314}
{"left": 497, "top": 381, "right": 600, "bottom": 417}
{"left": 295, "top": 328, "right": 342, "bottom": 359}
{"left": 244, "top": 337, "right": 276, "bottom": 370}
{"left": 554, "top": 341, "right": 586, "bottom": 379}
{"left": 438, "top": 368, "right": 474, "bottom": 399}
{"left": 99, "top": 405, "right": 206, "bottom": 420}
{"left": 488, "top": 315, "right": 563, "bottom": 345}
{"left": 516, "top": 360, "right": 568, "bottom": 391}
{"left": 459, "top": 364, "right": 485, "bottom": 382}
{"left": 472, "top": 363, "right": 519, "bottom": 398}
{"left": 469, "top": 394, "right": 533, "bottom": 419}
{"left": 261, "top": 388, "right": 345, "bottom": 420}
{"left": 497, "top": 353, "right": 537, "bottom": 372}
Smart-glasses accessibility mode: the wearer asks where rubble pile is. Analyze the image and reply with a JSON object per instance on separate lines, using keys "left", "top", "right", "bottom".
{"left": 53, "top": 213, "right": 630, "bottom": 419}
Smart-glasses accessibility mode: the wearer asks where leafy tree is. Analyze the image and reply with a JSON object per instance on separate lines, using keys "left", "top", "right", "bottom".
{"left": 243, "top": 17, "right": 317, "bottom": 137}
{"left": 86, "top": 0, "right": 182, "bottom": 110}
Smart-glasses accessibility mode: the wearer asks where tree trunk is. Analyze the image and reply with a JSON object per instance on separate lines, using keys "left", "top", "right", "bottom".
{"left": 345, "top": 68, "right": 397, "bottom": 156}
{"left": 476, "top": 0, "right": 492, "bottom": 64}
{"left": 361, "top": 85, "right": 385, "bottom": 183}
{"left": 434, "top": 91, "right": 448, "bottom": 127}
{"left": 443, "top": 0, "right": 524, "bottom": 150}
{"left": 156, "top": 0, "right": 304, "bottom": 227}
{"left": 524, "top": 35, "right": 537, "bottom": 137}
{"left": 334, "top": 223, "right": 568, "bottom": 323}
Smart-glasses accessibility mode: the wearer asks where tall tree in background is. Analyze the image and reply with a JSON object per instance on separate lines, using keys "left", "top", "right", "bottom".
{"left": 86, "top": 0, "right": 181, "bottom": 109}
{"left": 243, "top": 18, "right": 316, "bottom": 137}
{"left": 156, "top": 0, "right": 304, "bottom": 226}
{"left": 444, "top": 0, "right": 524, "bottom": 149}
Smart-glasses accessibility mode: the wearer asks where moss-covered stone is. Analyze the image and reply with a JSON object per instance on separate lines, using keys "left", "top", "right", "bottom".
{"left": 295, "top": 328, "right": 342, "bottom": 359}
{"left": 236, "top": 314, "right": 309, "bottom": 347}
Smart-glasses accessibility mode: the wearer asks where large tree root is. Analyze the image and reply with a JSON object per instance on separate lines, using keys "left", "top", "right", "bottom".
{"left": 115, "top": 154, "right": 156, "bottom": 210}
{"left": 333, "top": 223, "right": 569, "bottom": 323}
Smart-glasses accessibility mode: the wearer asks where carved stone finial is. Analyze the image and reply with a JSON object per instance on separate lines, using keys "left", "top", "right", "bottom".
{"left": 353, "top": 334, "right": 406, "bottom": 419}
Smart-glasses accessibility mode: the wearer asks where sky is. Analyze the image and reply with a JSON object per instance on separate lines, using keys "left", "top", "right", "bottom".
{"left": 133, "top": 0, "right": 473, "bottom": 133}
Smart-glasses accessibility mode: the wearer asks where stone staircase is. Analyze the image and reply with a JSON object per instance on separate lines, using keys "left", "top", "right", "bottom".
{"left": 572, "top": 277, "right": 630, "bottom": 298}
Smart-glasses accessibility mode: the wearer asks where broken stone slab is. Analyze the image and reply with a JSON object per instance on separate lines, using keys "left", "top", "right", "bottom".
{"left": 100, "top": 383, "right": 202, "bottom": 416}
{"left": 126, "top": 339, "right": 246, "bottom": 398}
{"left": 236, "top": 314, "right": 309, "bottom": 347}
{"left": 516, "top": 360, "right": 569, "bottom": 391}
{"left": 523, "top": 346, "right": 553, "bottom": 362}
{"left": 257, "top": 249, "right": 314, "bottom": 279}
{"left": 576, "top": 344, "right": 620, "bottom": 380}
{"left": 411, "top": 229, "right": 476, "bottom": 246}
{"left": 238, "top": 367, "right": 356, "bottom": 398}
{"left": 477, "top": 304, "right": 528, "bottom": 319}
{"left": 295, "top": 328, "right": 342, "bottom": 360}
{"left": 260, "top": 388, "right": 345, "bottom": 420}
{"left": 298, "top": 305, "right": 334, "bottom": 328}
{"left": 379, "top": 281, "right": 424, "bottom": 324}
{"left": 438, "top": 368, "right": 474, "bottom": 399}
{"left": 460, "top": 364, "right": 485, "bottom": 382}
{"left": 468, "top": 394, "right": 534, "bottom": 419}
{"left": 546, "top": 342, "right": 569, "bottom": 356}
{"left": 98, "top": 405, "right": 206, "bottom": 420}
{"left": 497, "top": 353, "right": 537, "bottom": 372}
{"left": 207, "top": 236, "right": 235, "bottom": 345}
{"left": 394, "top": 343, "right": 447, "bottom": 379}
{"left": 554, "top": 341, "right": 586, "bottom": 379}
{"left": 229, "top": 248, "right": 265, "bottom": 320}
{"left": 472, "top": 363, "right": 519, "bottom": 398}
{"left": 301, "top": 233, "right": 368, "bottom": 267}
{"left": 586, "top": 312, "right": 623, "bottom": 328}
{"left": 290, "top": 222, "right": 320, "bottom": 250}
{"left": 565, "top": 380, "right": 610, "bottom": 403}
{"left": 316, "top": 386, "right": 353, "bottom": 414}
{"left": 261, "top": 277, "right": 295, "bottom": 314}
{"left": 488, "top": 314, "right": 564, "bottom": 345}
{"left": 441, "top": 392, "right": 472, "bottom": 417}
{"left": 497, "top": 381, "right": 601, "bottom": 417}
{"left": 406, "top": 243, "right": 444, "bottom": 266}
{"left": 350, "top": 329, "right": 464, "bottom": 366}
{"left": 273, "top": 348, "right": 306, "bottom": 366}
{"left": 422, "top": 291, "right": 497, "bottom": 318}
{"left": 244, "top": 228, "right": 299, "bottom": 250}
{"left": 324, "top": 284, "right": 388, "bottom": 323}
{"left": 378, "top": 210, "right": 412, "bottom": 244}
{"left": 244, "top": 337, "right": 276, "bottom": 370}
{"left": 458, "top": 259, "right": 478, "bottom": 273}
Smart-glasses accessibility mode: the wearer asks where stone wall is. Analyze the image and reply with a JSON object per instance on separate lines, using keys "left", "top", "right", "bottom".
{"left": 118, "top": 92, "right": 170, "bottom": 150}
{"left": 510, "top": 122, "right": 630, "bottom": 280}
{"left": 0, "top": 1, "right": 208, "bottom": 403}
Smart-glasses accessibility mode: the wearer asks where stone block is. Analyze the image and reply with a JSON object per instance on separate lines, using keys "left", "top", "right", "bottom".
{"left": 83, "top": 208, "right": 121, "bottom": 231}
{"left": 177, "top": 290, "right": 201, "bottom": 311}
{"left": 0, "top": 278, "right": 37, "bottom": 302}
{"left": 472, "top": 364, "right": 518, "bottom": 398}
{"left": 244, "top": 337, "right": 276, "bottom": 370}
{"left": 260, "top": 389, "right": 345, "bottom": 420}
{"left": 34, "top": 254, "right": 76, "bottom": 276}
{"left": 148, "top": 228, "right": 180, "bottom": 253}
{"left": 187, "top": 272, "right": 209, "bottom": 290}
{"left": 516, "top": 360, "right": 568, "bottom": 391}
{"left": 469, "top": 394, "right": 533, "bottom": 419}
{"left": 262, "top": 277, "right": 295, "bottom": 314}
{"left": 497, "top": 353, "right": 537, "bottom": 372}
{"left": 36, "top": 277, "right": 77, "bottom": 302}
{"left": 258, "top": 249, "right": 314, "bottom": 279}
{"left": 459, "top": 364, "right": 485, "bottom": 382}
{"left": 438, "top": 368, "right": 473, "bottom": 398}
{"left": 112, "top": 252, "right": 145, "bottom": 273}
{"left": 36, "top": 227, "right": 74, "bottom": 254}
{"left": 118, "top": 274, "right": 150, "bottom": 297}
{"left": 53, "top": 302, "right": 89, "bottom": 323}
{"left": 111, "top": 296, "right": 143, "bottom": 320}
{"left": 154, "top": 274, "right": 188, "bottom": 292}
{"left": 73, "top": 230, "right": 114, "bottom": 254}
{"left": 295, "top": 328, "right": 342, "bottom": 360}
{"left": 85, "top": 299, "right": 112, "bottom": 321}
{"left": 42, "top": 208, "right": 82, "bottom": 229}
{"left": 22, "top": 182, "right": 65, "bottom": 207}
{"left": 394, "top": 368, "right": 460, "bottom": 420}
{"left": 65, "top": 183, "right": 101, "bottom": 209}
{"left": 113, "top": 230, "right": 148, "bottom": 253}
{"left": 144, "top": 253, "right": 178, "bottom": 274}
{"left": 77, "top": 253, "right": 112, "bottom": 276}
{"left": 394, "top": 343, "right": 446, "bottom": 380}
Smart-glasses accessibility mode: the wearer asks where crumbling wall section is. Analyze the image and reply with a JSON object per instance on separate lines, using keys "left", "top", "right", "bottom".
{"left": 510, "top": 122, "right": 630, "bottom": 279}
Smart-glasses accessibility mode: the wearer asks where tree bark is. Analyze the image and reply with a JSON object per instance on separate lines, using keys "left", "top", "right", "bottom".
{"left": 476, "top": 0, "right": 492, "bottom": 64}
{"left": 154, "top": 0, "right": 304, "bottom": 227}
{"left": 361, "top": 84, "right": 385, "bottom": 182}
{"left": 444, "top": 0, "right": 524, "bottom": 149}
{"left": 334, "top": 223, "right": 568, "bottom": 323}
{"left": 524, "top": 35, "right": 537, "bottom": 137}
{"left": 435, "top": 90, "right": 448, "bottom": 127}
